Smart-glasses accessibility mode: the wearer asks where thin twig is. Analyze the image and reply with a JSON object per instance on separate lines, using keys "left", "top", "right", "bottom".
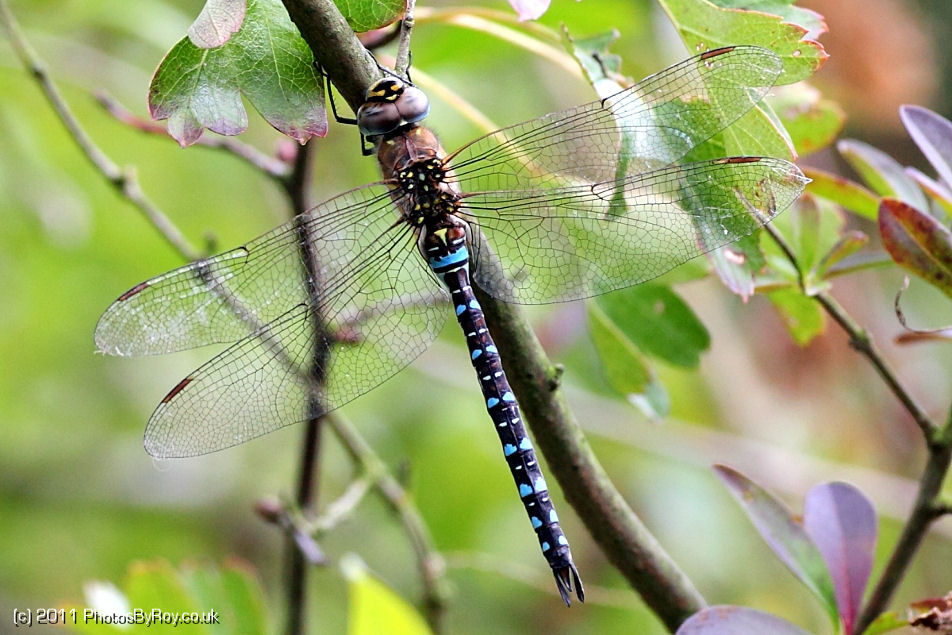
{"left": 760, "top": 222, "right": 952, "bottom": 634}
{"left": 95, "top": 91, "right": 291, "bottom": 180}
{"left": 283, "top": 140, "right": 322, "bottom": 635}
{"left": 0, "top": 0, "right": 200, "bottom": 261}
{"left": 393, "top": 0, "right": 415, "bottom": 79}
{"left": 327, "top": 413, "right": 451, "bottom": 633}
{"left": 761, "top": 222, "right": 937, "bottom": 438}
{"left": 310, "top": 477, "right": 373, "bottom": 532}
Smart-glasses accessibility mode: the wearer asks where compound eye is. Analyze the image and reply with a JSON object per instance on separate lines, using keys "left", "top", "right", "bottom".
{"left": 357, "top": 101, "right": 401, "bottom": 135}
{"left": 394, "top": 86, "right": 429, "bottom": 124}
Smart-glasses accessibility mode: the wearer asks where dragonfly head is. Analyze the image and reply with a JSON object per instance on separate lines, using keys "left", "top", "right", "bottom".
{"left": 356, "top": 77, "right": 430, "bottom": 137}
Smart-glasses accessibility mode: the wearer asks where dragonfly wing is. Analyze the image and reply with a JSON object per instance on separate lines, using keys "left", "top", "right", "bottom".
{"left": 463, "top": 157, "right": 808, "bottom": 304}
{"left": 143, "top": 218, "right": 449, "bottom": 458}
{"left": 445, "top": 46, "right": 784, "bottom": 191}
{"left": 95, "top": 183, "right": 405, "bottom": 356}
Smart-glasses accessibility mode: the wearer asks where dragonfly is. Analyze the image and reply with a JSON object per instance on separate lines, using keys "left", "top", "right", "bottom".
{"left": 95, "top": 45, "right": 807, "bottom": 605}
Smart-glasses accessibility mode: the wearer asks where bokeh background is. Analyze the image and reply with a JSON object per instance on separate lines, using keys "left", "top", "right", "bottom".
{"left": 1, "top": 0, "right": 950, "bottom": 632}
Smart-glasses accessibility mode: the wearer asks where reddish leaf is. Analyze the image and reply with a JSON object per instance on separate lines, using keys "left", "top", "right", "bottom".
{"left": 878, "top": 198, "right": 952, "bottom": 298}
{"left": 676, "top": 606, "right": 812, "bottom": 634}
{"left": 803, "top": 483, "right": 877, "bottom": 635}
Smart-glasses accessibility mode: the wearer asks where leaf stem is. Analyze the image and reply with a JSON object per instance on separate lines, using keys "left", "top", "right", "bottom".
{"left": 0, "top": 0, "right": 200, "bottom": 261}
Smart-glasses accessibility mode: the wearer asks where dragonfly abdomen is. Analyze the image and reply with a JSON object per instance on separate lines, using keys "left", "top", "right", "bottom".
{"left": 422, "top": 217, "right": 584, "bottom": 605}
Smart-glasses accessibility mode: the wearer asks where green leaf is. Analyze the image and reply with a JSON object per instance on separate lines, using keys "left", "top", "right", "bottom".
{"left": 803, "top": 167, "right": 880, "bottom": 221}
{"left": 657, "top": 0, "right": 827, "bottom": 83}
{"left": 587, "top": 302, "right": 670, "bottom": 419}
{"left": 862, "top": 611, "right": 908, "bottom": 635}
{"left": 125, "top": 561, "right": 205, "bottom": 635}
{"left": 713, "top": 465, "right": 839, "bottom": 626}
{"left": 188, "top": 0, "right": 246, "bottom": 48}
{"left": 594, "top": 285, "right": 710, "bottom": 368}
{"left": 342, "top": 555, "right": 432, "bottom": 635}
{"left": 767, "top": 287, "right": 825, "bottom": 345}
{"left": 562, "top": 28, "right": 629, "bottom": 100}
{"left": 878, "top": 198, "right": 952, "bottom": 298}
{"left": 340, "top": 0, "right": 406, "bottom": 32}
{"left": 771, "top": 83, "right": 845, "bottom": 156}
{"left": 815, "top": 231, "right": 869, "bottom": 279}
{"left": 837, "top": 139, "right": 929, "bottom": 211}
{"left": 150, "top": 0, "right": 326, "bottom": 146}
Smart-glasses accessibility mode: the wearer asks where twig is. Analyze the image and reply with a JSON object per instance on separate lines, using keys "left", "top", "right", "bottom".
{"left": 310, "top": 477, "right": 373, "bottom": 532}
{"left": 283, "top": 140, "right": 322, "bottom": 635}
{"left": 281, "top": 0, "right": 707, "bottom": 629}
{"left": 0, "top": 0, "right": 200, "bottom": 262}
{"left": 326, "top": 413, "right": 451, "bottom": 633}
{"left": 393, "top": 0, "right": 415, "bottom": 79}
{"left": 760, "top": 222, "right": 952, "bottom": 634}
{"left": 761, "top": 222, "right": 937, "bottom": 438}
{"left": 95, "top": 91, "right": 291, "bottom": 180}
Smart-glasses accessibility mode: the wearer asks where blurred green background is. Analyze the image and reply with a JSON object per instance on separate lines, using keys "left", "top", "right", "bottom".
{"left": 1, "top": 0, "right": 950, "bottom": 633}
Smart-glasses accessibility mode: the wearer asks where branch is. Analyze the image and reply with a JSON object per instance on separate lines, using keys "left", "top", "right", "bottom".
{"left": 0, "top": 0, "right": 200, "bottom": 262}
{"left": 280, "top": 0, "right": 706, "bottom": 628}
{"left": 761, "top": 223, "right": 936, "bottom": 439}
{"left": 759, "top": 224, "right": 952, "bottom": 634}
{"left": 327, "top": 413, "right": 451, "bottom": 632}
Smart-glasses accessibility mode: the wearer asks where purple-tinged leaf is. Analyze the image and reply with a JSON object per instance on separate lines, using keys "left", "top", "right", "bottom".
{"left": 905, "top": 167, "right": 952, "bottom": 218}
{"left": 803, "top": 167, "right": 879, "bottom": 221}
{"left": 188, "top": 0, "right": 246, "bottom": 48}
{"left": 900, "top": 105, "right": 952, "bottom": 189}
{"left": 714, "top": 465, "right": 839, "bottom": 623}
{"left": 878, "top": 198, "right": 952, "bottom": 299}
{"left": 150, "top": 0, "right": 325, "bottom": 146}
{"left": 676, "top": 606, "right": 813, "bottom": 635}
{"left": 803, "top": 482, "right": 877, "bottom": 635}
{"left": 708, "top": 233, "right": 767, "bottom": 301}
{"left": 508, "top": 0, "right": 550, "bottom": 21}
{"left": 909, "top": 592, "right": 952, "bottom": 632}
{"left": 838, "top": 139, "right": 929, "bottom": 211}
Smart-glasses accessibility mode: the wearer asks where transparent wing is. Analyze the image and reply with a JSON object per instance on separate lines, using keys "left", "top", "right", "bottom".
{"left": 96, "top": 184, "right": 449, "bottom": 457}
{"left": 444, "top": 46, "right": 784, "bottom": 191}
{"left": 462, "top": 157, "right": 808, "bottom": 304}
{"left": 97, "top": 184, "right": 407, "bottom": 355}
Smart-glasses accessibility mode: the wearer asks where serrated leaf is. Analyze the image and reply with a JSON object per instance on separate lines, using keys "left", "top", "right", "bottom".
{"left": 803, "top": 167, "right": 880, "bottom": 220}
{"left": 594, "top": 285, "right": 710, "bottom": 368}
{"left": 188, "top": 0, "right": 246, "bottom": 48}
{"left": 710, "top": 0, "right": 826, "bottom": 39}
{"left": 657, "top": 0, "right": 827, "bottom": 84}
{"left": 771, "top": 83, "right": 845, "bottom": 156}
{"left": 803, "top": 482, "right": 877, "bottom": 635}
{"left": 713, "top": 465, "right": 838, "bottom": 624}
{"left": 341, "top": 0, "right": 406, "bottom": 33}
{"left": 676, "top": 605, "right": 813, "bottom": 634}
{"left": 342, "top": 555, "right": 431, "bottom": 635}
{"left": 878, "top": 198, "right": 952, "bottom": 298}
{"left": 838, "top": 139, "right": 929, "bottom": 211}
{"left": 562, "top": 28, "right": 628, "bottom": 100}
{"left": 150, "top": 0, "right": 326, "bottom": 146}
{"left": 900, "top": 105, "right": 952, "bottom": 188}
